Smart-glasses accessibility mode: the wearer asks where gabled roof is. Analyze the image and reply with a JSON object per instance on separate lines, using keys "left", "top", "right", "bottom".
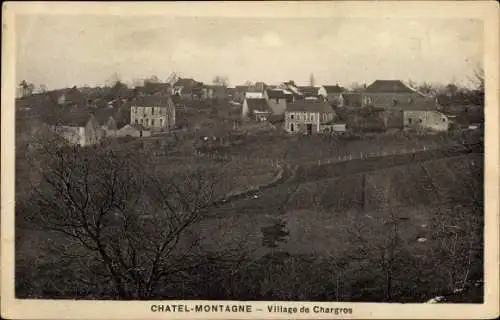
{"left": 364, "top": 80, "right": 417, "bottom": 94}
{"left": 266, "top": 89, "right": 286, "bottom": 99}
{"left": 246, "top": 98, "right": 272, "bottom": 113}
{"left": 286, "top": 101, "right": 334, "bottom": 113}
{"left": 174, "top": 78, "right": 203, "bottom": 88}
{"left": 323, "top": 85, "right": 346, "bottom": 94}
{"left": 130, "top": 95, "right": 174, "bottom": 108}
{"left": 298, "top": 86, "right": 320, "bottom": 97}
{"left": 44, "top": 106, "right": 94, "bottom": 127}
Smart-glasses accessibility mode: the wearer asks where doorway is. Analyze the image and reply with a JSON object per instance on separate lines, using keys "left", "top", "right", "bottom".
{"left": 306, "top": 123, "right": 313, "bottom": 135}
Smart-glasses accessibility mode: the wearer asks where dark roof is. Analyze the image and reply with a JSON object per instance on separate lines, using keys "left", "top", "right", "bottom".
{"left": 246, "top": 98, "right": 271, "bottom": 113}
{"left": 235, "top": 86, "right": 249, "bottom": 92}
{"left": 323, "top": 85, "right": 346, "bottom": 94}
{"left": 286, "top": 101, "right": 334, "bottom": 113}
{"left": 130, "top": 95, "right": 173, "bottom": 107}
{"left": 364, "top": 80, "right": 416, "bottom": 93}
{"left": 43, "top": 106, "right": 94, "bottom": 127}
{"left": 266, "top": 89, "right": 286, "bottom": 99}
{"left": 298, "top": 86, "right": 320, "bottom": 96}
{"left": 92, "top": 108, "right": 117, "bottom": 124}
{"left": 400, "top": 99, "right": 439, "bottom": 111}
{"left": 174, "top": 78, "right": 203, "bottom": 88}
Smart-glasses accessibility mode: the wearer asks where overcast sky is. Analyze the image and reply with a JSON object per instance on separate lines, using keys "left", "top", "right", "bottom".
{"left": 15, "top": 14, "right": 483, "bottom": 89}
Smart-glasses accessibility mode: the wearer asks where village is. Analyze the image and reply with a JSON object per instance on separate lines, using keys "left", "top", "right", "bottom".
{"left": 16, "top": 73, "right": 483, "bottom": 148}
{"left": 15, "top": 72, "right": 484, "bottom": 303}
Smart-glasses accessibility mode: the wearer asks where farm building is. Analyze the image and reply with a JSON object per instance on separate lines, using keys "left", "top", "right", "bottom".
{"left": 117, "top": 124, "right": 152, "bottom": 138}
{"left": 361, "top": 80, "right": 427, "bottom": 109}
{"left": 284, "top": 101, "right": 335, "bottom": 135}
{"left": 49, "top": 112, "right": 105, "bottom": 147}
{"left": 242, "top": 98, "right": 273, "bottom": 122}
{"left": 264, "top": 89, "right": 289, "bottom": 115}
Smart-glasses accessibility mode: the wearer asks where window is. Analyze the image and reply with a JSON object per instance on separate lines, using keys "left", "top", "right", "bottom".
{"left": 135, "top": 119, "right": 138, "bottom": 125}
{"left": 290, "top": 114, "right": 294, "bottom": 119}
{"left": 419, "top": 119, "right": 423, "bottom": 123}
{"left": 393, "top": 98, "right": 399, "bottom": 106}
{"left": 290, "top": 123, "right": 294, "bottom": 132}
{"left": 140, "top": 119, "right": 143, "bottom": 125}
{"left": 408, "top": 118, "right": 412, "bottom": 124}
{"left": 275, "top": 98, "right": 279, "bottom": 104}
{"left": 152, "top": 119, "right": 155, "bottom": 127}
{"left": 408, "top": 97, "right": 414, "bottom": 104}
{"left": 160, "top": 118, "right": 164, "bottom": 127}
{"left": 442, "top": 118, "right": 446, "bottom": 122}
{"left": 151, "top": 107, "right": 155, "bottom": 115}
{"left": 311, "top": 114, "right": 314, "bottom": 121}
{"left": 145, "top": 119, "right": 149, "bottom": 126}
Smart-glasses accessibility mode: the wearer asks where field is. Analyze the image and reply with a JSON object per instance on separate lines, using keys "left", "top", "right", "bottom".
{"left": 14, "top": 105, "right": 484, "bottom": 301}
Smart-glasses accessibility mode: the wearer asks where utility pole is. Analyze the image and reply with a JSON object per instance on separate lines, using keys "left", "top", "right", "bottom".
{"left": 310, "top": 73, "right": 315, "bottom": 87}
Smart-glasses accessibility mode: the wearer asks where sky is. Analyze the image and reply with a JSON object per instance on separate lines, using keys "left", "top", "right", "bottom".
{"left": 15, "top": 14, "right": 483, "bottom": 90}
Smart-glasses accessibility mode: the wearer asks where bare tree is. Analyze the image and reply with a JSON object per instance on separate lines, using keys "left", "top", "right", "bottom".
{"left": 27, "top": 143, "right": 246, "bottom": 299}
{"left": 213, "top": 75, "right": 229, "bottom": 88}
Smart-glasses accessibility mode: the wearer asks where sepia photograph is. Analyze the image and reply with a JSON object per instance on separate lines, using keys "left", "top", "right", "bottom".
{"left": 2, "top": 1, "right": 499, "bottom": 319}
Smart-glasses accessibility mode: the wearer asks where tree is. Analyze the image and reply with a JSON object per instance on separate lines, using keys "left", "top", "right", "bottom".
{"left": 18, "top": 80, "right": 34, "bottom": 97}
{"left": 213, "top": 75, "right": 229, "bottom": 88}
{"left": 27, "top": 144, "right": 245, "bottom": 299}
{"left": 39, "top": 84, "right": 48, "bottom": 93}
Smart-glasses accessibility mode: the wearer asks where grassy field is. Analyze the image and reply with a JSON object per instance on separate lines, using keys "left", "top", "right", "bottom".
{"left": 190, "top": 153, "right": 482, "bottom": 253}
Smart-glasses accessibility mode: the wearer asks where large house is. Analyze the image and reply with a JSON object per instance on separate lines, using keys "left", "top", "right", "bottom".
{"left": 241, "top": 98, "right": 273, "bottom": 122}
{"left": 47, "top": 109, "right": 109, "bottom": 147}
{"left": 361, "top": 80, "right": 426, "bottom": 109}
{"left": 129, "top": 95, "right": 176, "bottom": 132}
{"left": 284, "top": 101, "right": 336, "bottom": 135}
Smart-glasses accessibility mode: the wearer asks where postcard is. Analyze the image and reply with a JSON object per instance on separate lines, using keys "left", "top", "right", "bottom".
{"left": 1, "top": 1, "right": 498, "bottom": 319}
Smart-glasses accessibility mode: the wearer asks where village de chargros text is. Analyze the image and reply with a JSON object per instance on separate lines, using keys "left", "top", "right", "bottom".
{"left": 150, "top": 304, "right": 354, "bottom": 315}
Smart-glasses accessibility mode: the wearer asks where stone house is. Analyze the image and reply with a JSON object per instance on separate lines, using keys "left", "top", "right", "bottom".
{"left": 361, "top": 80, "right": 426, "bottom": 109}
{"left": 284, "top": 101, "right": 335, "bottom": 135}
{"left": 403, "top": 110, "right": 449, "bottom": 132}
{"left": 264, "top": 89, "right": 289, "bottom": 115}
{"left": 241, "top": 98, "right": 273, "bottom": 122}
{"left": 129, "top": 95, "right": 176, "bottom": 132}
{"left": 49, "top": 113, "right": 105, "bottom": 147}
{"left": 323, "top": 85, "right": 346, "bottom": 107}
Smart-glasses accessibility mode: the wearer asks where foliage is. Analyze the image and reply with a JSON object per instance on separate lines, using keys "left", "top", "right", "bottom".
{"left": 23, "top": 142, "right": 246, "bottom": 299}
